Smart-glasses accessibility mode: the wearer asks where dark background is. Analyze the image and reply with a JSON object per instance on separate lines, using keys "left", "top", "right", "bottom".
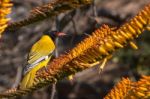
{"left": 0, "top": 0, "right": 150, "bottom": 99}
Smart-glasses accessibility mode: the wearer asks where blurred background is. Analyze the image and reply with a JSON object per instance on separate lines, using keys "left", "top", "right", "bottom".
{"left": 0, "top": 0, "right": 150, "bottom": 99}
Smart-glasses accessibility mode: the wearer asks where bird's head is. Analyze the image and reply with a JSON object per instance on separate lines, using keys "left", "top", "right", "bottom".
{"left": 44, "top": 30, "right": 66, "bottom": 40}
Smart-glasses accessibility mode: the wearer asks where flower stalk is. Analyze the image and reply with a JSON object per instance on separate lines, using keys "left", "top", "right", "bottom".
{"left": 6, "top": 0, "right": 92, "bottom": 30}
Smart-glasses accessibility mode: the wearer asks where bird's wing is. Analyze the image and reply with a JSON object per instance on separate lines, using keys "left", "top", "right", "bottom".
{"left": 23, "top": 38, "right": 55, "bottom": 75}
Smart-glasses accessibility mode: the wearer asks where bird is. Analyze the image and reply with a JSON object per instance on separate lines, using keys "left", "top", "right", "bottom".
{"left": 19, "top": 31, "right": 66, "bottom": 89}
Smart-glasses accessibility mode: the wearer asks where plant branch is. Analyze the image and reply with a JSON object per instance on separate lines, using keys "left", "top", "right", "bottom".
{"left": 6, "top": 0, "right": 92, "bottom": 31}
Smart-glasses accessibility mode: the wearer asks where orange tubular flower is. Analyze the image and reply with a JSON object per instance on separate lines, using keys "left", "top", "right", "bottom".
{"left": 0, "top": 0, "right": 12, "bottom": 37}
{"left": 104, "top": 78, "right": 132, "bottom": 99}
{"left": 104, "top": 76, "right": 150, "bottom": 99}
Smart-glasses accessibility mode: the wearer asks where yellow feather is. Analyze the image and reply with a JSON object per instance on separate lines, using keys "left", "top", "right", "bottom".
{"left": 20, "top": 35, "right": 55, "bottom": 89}
{"left": 28, "top": 35, "right": 55, "bottom": 64}
{"left": 20, "top": 57, "right": 51, "bottom": 89}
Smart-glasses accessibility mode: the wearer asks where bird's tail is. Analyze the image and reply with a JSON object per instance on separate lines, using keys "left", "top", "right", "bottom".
{"left": 19, "top": 57, "right": 51, "bottom": 89}
{"left": 19, "top": 70, "right": 36, "bottom": 89}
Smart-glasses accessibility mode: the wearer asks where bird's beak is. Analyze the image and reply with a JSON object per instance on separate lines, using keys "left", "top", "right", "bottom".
{"left": 56, "top": 32, "right": 67, "bottom": 37}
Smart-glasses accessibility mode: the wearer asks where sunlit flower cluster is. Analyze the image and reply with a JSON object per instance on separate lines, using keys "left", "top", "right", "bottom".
{"left": 0, "top": 0, "right": 12, "bottom": 37}
{"left": 104, "top": 76, "right": 150, "bottom": 99}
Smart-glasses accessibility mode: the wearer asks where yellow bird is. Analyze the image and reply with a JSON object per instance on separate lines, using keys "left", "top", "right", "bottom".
{"left": 20, "top": 31, "right": 66, "bottom": 89}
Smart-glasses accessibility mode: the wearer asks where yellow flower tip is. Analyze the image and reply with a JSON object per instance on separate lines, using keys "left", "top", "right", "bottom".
{"left": 137, "top": 92, "right": 145, "bottom": 97}
{"left": 136, "top": 29, "right": 142, "bottom": 35}
{"left": 146, "top": 26, "right": 150, "bottom": 31}
{"left": 0, "top": 18, "right": 10, "bottom": 24}
{"left": 138, "top": 16, "right": 147, "bottom": 25}
{"left": 99, "top": 46, "right": 109, "bottom": 55}
{"left": 1, "top": 3, "right": 13, "bottom": 7}
{"left": 105, "top": 42, "right": 114, "bottom": 51}
{"left": 138, "top": 87, "right": 148, "bottom": 91}
{"left": 129, "top": 41, "right": 138, "bottom": 50}
{"left": 142, "top": 75, "right": 150, "bottom": 79}
{"left": 119, "top": 30, "right": 130, "bottom": 39}
{"left": 112, "top": 35, "right": 122, "bottom": 43}
{"left": 68, "top": 75, "right": 74, "bottom": 81}
{"left": 0, "top": 24, "right": 8, "bottom": 30}
{"left": 133, "top": 18, "right": 143, "bottom": 29}
{"left": 126, "top": 32, "right": 134, "bottom": 39}
{"left": 127, "top": 25, "right": 136, "bottom": 34}
{"left": 141, "top": 10, "right": 149, "bottom": 18}
{"left": 114, "top": 42, "right": 124, "bottom": 48}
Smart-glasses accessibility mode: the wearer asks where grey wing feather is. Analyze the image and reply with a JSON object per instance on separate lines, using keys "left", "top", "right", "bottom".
{"left": 23, "top": 52, "right": 53, "bottom": 75}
